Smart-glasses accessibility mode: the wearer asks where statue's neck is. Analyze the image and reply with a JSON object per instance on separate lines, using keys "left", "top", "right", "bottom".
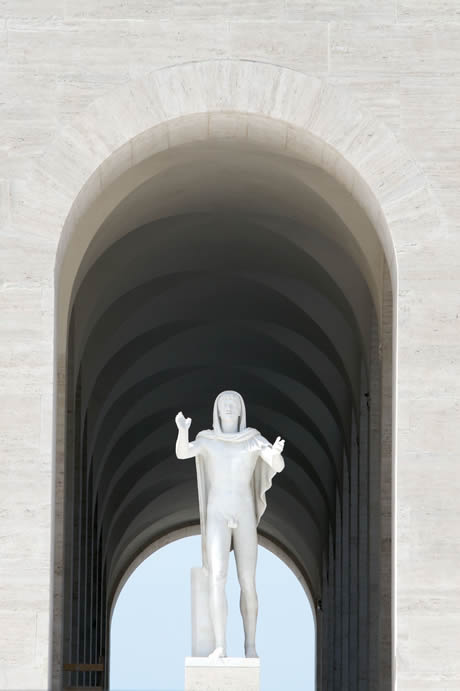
{"left": 220, "top": 418, "right": 239, "bottom": 434}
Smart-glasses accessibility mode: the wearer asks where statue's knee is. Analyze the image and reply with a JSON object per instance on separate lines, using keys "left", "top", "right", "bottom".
{"left": 240, "top": 577, "right": 257, "bottom": 596}
{"left": 210, "top": 568, "right": 227, "bottom": 585}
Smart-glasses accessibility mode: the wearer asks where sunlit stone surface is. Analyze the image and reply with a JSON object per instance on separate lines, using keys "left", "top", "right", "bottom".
{"left": 1, "top": 4, "right": 460, "bottom": 688}
{"left": 185, "top": 657, "right": 260, "bottom": 691}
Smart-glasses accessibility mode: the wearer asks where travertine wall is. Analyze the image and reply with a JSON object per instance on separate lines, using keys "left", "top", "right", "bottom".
{"left": 1, "top": 3, "right": 460, "bottom": 690}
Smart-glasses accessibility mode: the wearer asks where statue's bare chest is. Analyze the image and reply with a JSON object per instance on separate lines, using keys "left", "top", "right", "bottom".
{"left": 201, "top": 439, "right": 258, "bottom": 485}
{"left": 202, "top": 438, "right": 258, "bottom": 462}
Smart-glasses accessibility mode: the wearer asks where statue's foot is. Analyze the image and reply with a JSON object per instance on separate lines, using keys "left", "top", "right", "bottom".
{"left": 208, "top": 646, "right": 226, "bottom": 659}
{"left": 245, "top": 645, "right": 258, "bottom": 658}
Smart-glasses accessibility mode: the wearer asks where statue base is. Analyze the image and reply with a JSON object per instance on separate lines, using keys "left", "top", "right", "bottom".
{"left": 185, "top": 657, "right": 260, "bottom": 691}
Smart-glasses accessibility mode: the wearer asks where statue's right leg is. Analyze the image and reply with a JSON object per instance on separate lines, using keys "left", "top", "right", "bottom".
{"left": 233, "top": 510, "right": 258, "bottom": 657}
{"left": 206, "top": 512, "right": 231, "bottom": 657}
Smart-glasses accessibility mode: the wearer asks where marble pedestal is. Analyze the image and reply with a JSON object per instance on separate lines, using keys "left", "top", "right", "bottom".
{"left": 185, "top": 657, "right": 260, "bottom": 691}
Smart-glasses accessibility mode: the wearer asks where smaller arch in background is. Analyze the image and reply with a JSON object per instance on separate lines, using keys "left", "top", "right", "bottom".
{"left": 110, "top": 531, "right": 316, "bottom": 691}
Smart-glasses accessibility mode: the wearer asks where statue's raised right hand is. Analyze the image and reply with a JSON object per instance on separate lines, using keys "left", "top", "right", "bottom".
{"left": 175, "top": 411, "right": 192, "bottom": 431}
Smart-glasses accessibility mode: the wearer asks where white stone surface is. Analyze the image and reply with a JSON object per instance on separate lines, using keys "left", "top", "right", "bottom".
{"left": 191, "top": 567, "right": 215, "bottom": 658}
{"left": 185, "top": 657, "right": 260, "bottom": 691}
{"left": 176, "top": 392, "right": 284, "bottom": 658}
{"left": 0, "top": 4, "right": 459, "bottom": 686}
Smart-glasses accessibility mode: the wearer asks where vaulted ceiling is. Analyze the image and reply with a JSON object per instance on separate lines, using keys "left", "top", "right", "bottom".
{"left": 69, "top": 211, "right": 374, "bottom": 600}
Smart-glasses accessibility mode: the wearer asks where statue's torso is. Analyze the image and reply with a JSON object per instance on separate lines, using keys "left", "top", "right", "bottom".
{"left": 198, "top": 437, "right": 259, "bottom": 514}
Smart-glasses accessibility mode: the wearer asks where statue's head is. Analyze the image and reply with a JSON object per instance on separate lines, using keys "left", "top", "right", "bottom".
{"left": 213, "top": 390, "right": 246, "bottom": 433}
{"left": 217, "top": 391, "right": 241, "bottom": 419}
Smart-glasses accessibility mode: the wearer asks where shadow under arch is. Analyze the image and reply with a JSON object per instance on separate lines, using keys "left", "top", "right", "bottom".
{"left": 46, "top": 59, "right": 424, "bottom": 691}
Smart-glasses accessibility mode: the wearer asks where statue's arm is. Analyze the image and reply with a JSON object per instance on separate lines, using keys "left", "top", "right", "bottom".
{"left": 175, "top": 411, "right": 202, "bottom": 459}
{"left": 259, "top": 436, "right": 285, "bottom": 473}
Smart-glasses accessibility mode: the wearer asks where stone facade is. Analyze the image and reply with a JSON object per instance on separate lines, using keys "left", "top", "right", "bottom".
{"left": 1, "top": 3, "right": 460, "bottom": 690}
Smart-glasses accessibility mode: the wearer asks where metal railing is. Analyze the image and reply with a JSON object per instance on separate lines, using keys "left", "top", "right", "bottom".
{"left": 63, "top": 659, "right": 104, "bottom": 689}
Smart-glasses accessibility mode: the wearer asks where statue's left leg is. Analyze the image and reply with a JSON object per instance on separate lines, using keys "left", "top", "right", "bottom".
{"left": 233, "top": 512, "right": 258, "bottom": 658}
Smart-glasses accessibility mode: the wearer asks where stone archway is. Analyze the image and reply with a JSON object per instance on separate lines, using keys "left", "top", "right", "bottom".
{"left": 109, "top": 530, "right": 317, "bottom": 690}
{"left": 35, "top": 60, "right": 441, "bottom": 690}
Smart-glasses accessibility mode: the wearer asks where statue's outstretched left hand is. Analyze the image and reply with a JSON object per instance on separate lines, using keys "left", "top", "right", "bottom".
{"left": 273, "top": 436, "right": 285, "bottom": 455}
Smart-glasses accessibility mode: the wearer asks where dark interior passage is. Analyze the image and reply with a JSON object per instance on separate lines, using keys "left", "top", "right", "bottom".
{"left": 62, "top": 154, "right": 391, "bottom": 690}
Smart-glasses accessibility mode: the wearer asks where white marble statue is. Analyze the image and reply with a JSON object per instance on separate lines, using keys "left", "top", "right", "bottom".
{"left": 175, "top": 391, "right": 285, "bottom": 659}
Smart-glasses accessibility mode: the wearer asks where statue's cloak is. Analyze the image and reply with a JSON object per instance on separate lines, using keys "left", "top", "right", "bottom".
{"left": 194, "top": 391, "right": 279, "bottom": 570}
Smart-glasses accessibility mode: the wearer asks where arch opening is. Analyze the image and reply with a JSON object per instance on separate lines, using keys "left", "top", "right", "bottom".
{"left": 55, "top": 104, "right": 394, "bottom": 690}
{"left": 110, "top": 535, "right": 316, "bottom": 691}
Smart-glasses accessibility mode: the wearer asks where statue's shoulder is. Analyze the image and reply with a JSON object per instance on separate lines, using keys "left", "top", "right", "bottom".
{"left": 247, "top": 432, "right": 270, "bottom": 449}
{"left": 196, "top": 429, "right": 215, "bottom": 441}
{"left": 243, "top": 428, "right": 264, "bottom": 441}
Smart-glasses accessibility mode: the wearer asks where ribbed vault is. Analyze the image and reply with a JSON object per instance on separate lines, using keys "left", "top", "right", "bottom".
{"left": 63, "top": 141, "right": 390, "bottom": 690}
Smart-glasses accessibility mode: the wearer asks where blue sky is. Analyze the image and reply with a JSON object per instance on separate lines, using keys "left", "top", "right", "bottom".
{"left": 110, "top": 536, "right": 315, "bottom": 691}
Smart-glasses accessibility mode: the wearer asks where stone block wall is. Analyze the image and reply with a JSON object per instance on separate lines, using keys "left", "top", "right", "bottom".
{"left": 1, "top": 2, "right": 460, "bottom": 689}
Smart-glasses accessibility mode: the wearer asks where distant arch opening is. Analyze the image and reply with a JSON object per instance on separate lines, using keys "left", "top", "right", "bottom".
{"left": 110, "top": 535, "right": 316, "bottom": 691}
